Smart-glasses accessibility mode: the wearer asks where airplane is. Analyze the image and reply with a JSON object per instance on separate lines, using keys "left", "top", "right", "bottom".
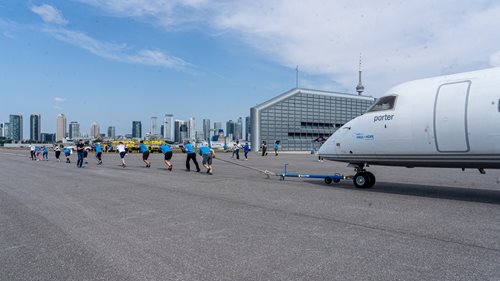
{"left": 319, "top": 67, "right": 500, "bottom": 188}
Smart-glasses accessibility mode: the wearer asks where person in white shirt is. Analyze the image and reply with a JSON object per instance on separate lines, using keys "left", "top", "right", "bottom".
{"left": 30, "top": 144, "right": 35, "bottom": 160}
{"left": 116, "top": 142, "right": 127, "bottom": 168}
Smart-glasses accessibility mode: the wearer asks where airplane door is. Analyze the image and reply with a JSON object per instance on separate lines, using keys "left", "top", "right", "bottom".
{"left": 434, "top": 81, "right": 471, "bottom": 152}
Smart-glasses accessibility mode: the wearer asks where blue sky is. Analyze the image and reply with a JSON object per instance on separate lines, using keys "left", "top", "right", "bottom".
{"left": 1, "top": 0, "right": 500, "bottom": 136}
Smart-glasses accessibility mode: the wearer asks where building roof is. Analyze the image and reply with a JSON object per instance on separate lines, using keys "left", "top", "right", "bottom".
{"left": 251, "top": 88, "right": 375, "bottom": 111}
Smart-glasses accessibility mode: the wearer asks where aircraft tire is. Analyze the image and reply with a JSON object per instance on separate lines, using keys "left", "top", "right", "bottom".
{"left": 324, "top": 177, "right": 333, "bottom": 185}
{"left": 333, "top": 178, "right": 341, "bottom": 183}
{"left": 353, "top": 172, "right": 372, "bottom": 189}
{"left": 365, "top": 172, "right": 376, "bottom": 187}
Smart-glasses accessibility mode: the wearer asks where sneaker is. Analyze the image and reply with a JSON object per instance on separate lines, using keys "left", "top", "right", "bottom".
{"left": 168, "top": 165, "right": 172, "bottom": 171}
{"left": 196, "top": 169, "right": 201, "bottom": 172}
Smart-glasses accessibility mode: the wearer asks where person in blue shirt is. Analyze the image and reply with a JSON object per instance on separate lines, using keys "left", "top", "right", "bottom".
{"left": 42, "top": 146, "right": 49, "bottom": 161}
{"left": 243, "top": 143, "right": 250, "bottom": 160}
{"left": 95, "top": 143, "right": 103, "bottom": 165}
{"left": 35, "top": 146, "right": 41, "bottom": 161}
{"left": 199, "top": 142, "right": 215, "bottom": 175}
{"left": 184, "top": 141, "right": 200, "bottom": 172}
{"left": 63, "top": 146, "right": 71, "bottom": 163}
{"left": 274, "top": 141, "right": 280, "bottom": 156}
{"left": 139, "top": 141, "right": 151, "bottom": 168}
{"left": 160, "top": 142, "right": 173, "bottom": 171}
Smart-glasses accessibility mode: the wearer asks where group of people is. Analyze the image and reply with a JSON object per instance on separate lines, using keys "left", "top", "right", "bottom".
{"left": 227, "top": 141, "right": 251, "bottom": 160}
{"left": 29, "top": 144, "right": 49, "bottom": 161}
{"left": 33, "top": 140, "right": 217, "bottom": 175}
{"left": 261, "top": 140, "right": 280, "bottom": 156}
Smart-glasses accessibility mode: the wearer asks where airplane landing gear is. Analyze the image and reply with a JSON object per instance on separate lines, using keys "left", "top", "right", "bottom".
{"left": 352, "top": 165, "right": 376, "bottom": 188}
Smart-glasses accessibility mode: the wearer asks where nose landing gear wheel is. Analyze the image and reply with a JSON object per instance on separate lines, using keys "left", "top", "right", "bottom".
{"left": 353, "top": 172, "right": 375, "bottom": 188}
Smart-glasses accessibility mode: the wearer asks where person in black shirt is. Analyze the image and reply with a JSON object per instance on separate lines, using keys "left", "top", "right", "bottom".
{"left": 76, "top": 139, "right": 85, "bottom": 168}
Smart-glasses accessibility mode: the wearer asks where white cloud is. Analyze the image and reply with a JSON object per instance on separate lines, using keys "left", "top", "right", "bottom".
{"left": 78, "top": 1, "right": 500, "bottom": 95}
{"left": 44, "top": 27, "right": 190, "bottom": 69}
{"left": 54, "top": 97, "right": 67, "bottom": 102}
{"left": 79, "top": 0, "right": 210, "bottom": 29}
{"left": 31, "top": 4, "right": 68, "bottom": 25}
{"left": 211, "top": 0, "right": 500, "bottom": 94}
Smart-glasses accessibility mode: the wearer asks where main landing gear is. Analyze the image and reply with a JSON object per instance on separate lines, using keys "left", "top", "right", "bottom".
{"left": 352, "top": 165, "right": 376, "bottom": 188}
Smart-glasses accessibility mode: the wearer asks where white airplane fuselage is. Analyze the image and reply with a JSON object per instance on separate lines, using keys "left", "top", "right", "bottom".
{"left": 319, "top": 67, "right": 500, "bottom": 170}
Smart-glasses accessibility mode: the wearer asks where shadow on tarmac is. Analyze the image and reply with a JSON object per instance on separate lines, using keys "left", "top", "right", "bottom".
{"left": 303, "top": 180, "right": 500, "bottom": 205}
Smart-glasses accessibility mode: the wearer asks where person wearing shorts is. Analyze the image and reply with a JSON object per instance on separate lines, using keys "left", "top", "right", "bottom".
{"left": 160, "top": 142, "right": 173, "bottom": 171}
{"left": 95, "top": 143, "right": 103, "bottom": 165}
{"left": 54, "top": 145, "right": 61, "bottom": 162}
{"left": 64, "top": 147, "right": 71, "bottom": 163}
{"left": 116, "top": 142, "right": 127, "bottom": 168}
{"left": 42, "top": 146, "right": 49, "bottom": 160}
{"left": 83, "top": 148, "right": 89, "bottom": 164}
{"left": 199, "top": 143, "right": 215, "bottom": 175}
{"left": 139, "top": 141, "right": 151, "bottom": 168}
{"left": 35, "top": 146, "right": 41, "bottom": 161}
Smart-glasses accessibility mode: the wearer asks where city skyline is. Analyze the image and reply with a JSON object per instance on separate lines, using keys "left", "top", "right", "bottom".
{"left": 0, "top": 112, "right": 249, "bottom": 140}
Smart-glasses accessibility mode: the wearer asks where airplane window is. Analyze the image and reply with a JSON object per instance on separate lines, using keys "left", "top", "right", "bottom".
{"left": 367, "top": 95, "right": 397, "bottom": 112}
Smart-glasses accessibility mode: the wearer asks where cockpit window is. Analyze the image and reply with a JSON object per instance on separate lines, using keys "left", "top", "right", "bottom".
{"left": 367, "top": 95, "right": 397, "bottom": 112}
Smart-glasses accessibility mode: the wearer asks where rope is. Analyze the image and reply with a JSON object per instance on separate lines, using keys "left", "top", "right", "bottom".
{"left": 214, "top": 156, "right": 278, "bottom": 178}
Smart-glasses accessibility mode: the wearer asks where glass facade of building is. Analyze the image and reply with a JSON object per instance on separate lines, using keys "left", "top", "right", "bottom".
{"left": 251, "top": 89, "right": 375, "bottom": 151}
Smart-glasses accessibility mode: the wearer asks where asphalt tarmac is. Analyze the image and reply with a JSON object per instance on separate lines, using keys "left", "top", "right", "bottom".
{"left": 1, "top": 149, "right": 499, "bottom": 281}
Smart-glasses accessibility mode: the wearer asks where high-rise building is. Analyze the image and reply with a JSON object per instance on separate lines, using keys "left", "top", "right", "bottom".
{"left": 107, "top": 126, "right": 116, "bottom": 139}
{"left": 235, "top": 117, "right": 243, "bottom": 141}
{"left": 151, "top": 116, "right": 158, "bottom": 136}
{"left": 69, "top": 121, "right": 80, "bottom": 139}
{"left": 174, "top": 119, "right": 188, "bottom": 143}
{"left": 180, "top": 123, "right": 188, "bottom": 143}
{"left": 226, "top": 120, "right": 235, "bottom": 140}
{"left": 9, "top": 114, "right": 23, "bottom": 141}
{"left": 188, "top": 117, "right": 196, "bottom": 141}
{"left": 203, "top": 119, "right": 211, "bottom": 141}
{"left": 163, "top": 114, "right": 174, "bottom": 142}
{"left": 30, "top": 114, "right": 41, "bottom": 142}
{"left": 214, "top": 122, "right": 222, "bottom": 132}
{"left": 56, "top": 114, "right": 67, "bottom": 142}
{"left": 245, "top": 116, "right": 251, "bottom": 141}
{"left": 41, "top": 133, "right": 56, "bottom": 143}
{"left": 90, "top": 122, "right": 100, "bottom": 139}
{"left": 4, "top": 122, "right": 10, "bottom": 139}
{"left": 132, "top": 121, "right": 142, "bottom": 139}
